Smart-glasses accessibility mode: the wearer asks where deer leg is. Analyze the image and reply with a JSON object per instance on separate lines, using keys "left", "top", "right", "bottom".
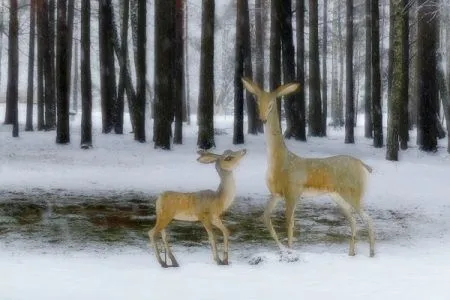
{"left": 285, "top": 196, "right": 297, "bottom": 249}
{"left": 358, "top": 210, "right": 375, "bottom": 257}
{"left": 161, "top": 229, "right": 179, "bottom": 267}
{"left": 148, "top": 227, "right": 168, "bottom": 268}
{"left": 212, "top": 217, "right": 230, "bottom": 265}
{"left": 148, "top": 217, "right": 172, "bottom": 268}
{"left": 201, "top": 217, "right": 223, "bottom": 265}
{"left": 263, "top": 195, "right": 284, "bottom": 250}
{"left": 331, "top": 194, "right": 357, "bottom": 256}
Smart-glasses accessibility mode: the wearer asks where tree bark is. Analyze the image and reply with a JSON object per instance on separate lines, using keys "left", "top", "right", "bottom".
{"left": 45, "top": 0, "right": 56, "bottom": 130}
{"left": 154, "top": 0, "right": 174, "bottom": 148}
{"left": 281, "top": 0, "right": 302, "bottom": 140}
{"left": 417, "top": 0, "right": 438, "bottom": 152}
{"left": 6, "top": 0, "right": 19, "bottom": 137}
{"left": 364, "top": 0, "right": 372, "bottom": 138}
{"left": 56, "top": 0, "right": 70, "bottom": 144}
{"left": 134, "top": 0, "right": 146, "bottom": 142}
{"left": 309, "top": 0, "right": 323, "bottom": 136}
{"left": 197, "top": 0, "right": 215, "bottom": 150}
{"left": 80, "top": 0, "right": 92, "bottom": 148}
{"left": 254, "top": 0, "right": 264, "bottom": 133}
{"left": 72, "top": 42, "right": 79, "bottom": 114}
{"left": 173, "top": 0, "right": 185, "bottom": 144}
{"left": 233, "top": 0, "right": 245, "bottom": 144}
{"left": 398, "top": 0, "right": 409, "bottom": 150}
{"left": 372, "top": 0, "right": 383, "bottom": 148}
{"left": 295, "top": 0, "right": 306, "bottom": 140}
{"left": 322, "top": 0, "right": 328, "bottom": 136}
{"left": 345, "top": 0, "right": 354, "bottom": 144}
{"left": 36, "top": 0, "right": 45, "bottom": 130}
{"left": 270, "top": 0, "right": 281, "bottom": 123}
{"left": 25, "top": 0, "right": 36, "bottom": 131}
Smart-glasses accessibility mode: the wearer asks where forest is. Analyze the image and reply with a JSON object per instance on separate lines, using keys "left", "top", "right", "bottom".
{"left": 1, "top": 0, "right": 449, "bottom": 160}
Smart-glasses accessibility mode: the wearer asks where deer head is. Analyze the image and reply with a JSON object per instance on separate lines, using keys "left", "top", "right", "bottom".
{"left": 241, "top": 77, "right": 300, "bottom": 123}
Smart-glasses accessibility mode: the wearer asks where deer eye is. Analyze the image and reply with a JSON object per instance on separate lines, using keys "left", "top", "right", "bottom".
{"left": 224, "top": 156, "right": 232, "bottom": 161}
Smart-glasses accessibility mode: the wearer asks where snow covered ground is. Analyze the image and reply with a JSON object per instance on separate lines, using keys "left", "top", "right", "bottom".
{"left": 1, "top": 105, "right": 450, "bottom": 299}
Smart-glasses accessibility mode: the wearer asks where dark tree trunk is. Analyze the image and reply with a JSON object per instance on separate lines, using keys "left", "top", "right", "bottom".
{"left": 321, "top": 0, "right": 328, "bottom": 136}
{"left": 417, "top": 0, "right": 438, "bottom": 152}
{"left": 364, "top": 0, "right": 372, "bottom": 138}
{"left": 197, "top": 0, "right": 215, "bottom": 150}
{"left": 72, "top": 40, "right": 79, "bottom": 113}
{"left": 372, "top": 0, "right": 383, "bottom": 148}
{"left": 115, "top": 0, "right": 130, "bottom": 135}
{"left": 309, "top": 0, "right": 323, "bottom": 136}
{"left": 45, "top": 0, "right": 56, "bottom": 130}
{"left": 398, "top": 0, "right": 409, "bottom": 150}
{"left": 110, "top": 1, "right": 136, "bottom": 132}
{"left": 281, "top": 0, "right": 302, "bottom": 140}
{"left": 295, "top": 0, "right": 306, "bottom": 140}
{"left": 331, "top": 2, "right": 339, "bottom": 127}
{"left": 99, "top": 0, "right": 117, "bottom": 134}
{"left": 344, "top": 0, "right": 354, "bottom": 144}
{"left": 25, "top": 0, "right": 36, "bottom": 131}
{"left": 56, "top": 0, "right": 70, "bottom": 144}
{"left": 130, "top": 0, "right": 139, "bottom": 78}
{"left": 270, "top": 0, "right": 281, "bottom": 122}
{"left": 338, "top": 5, "right": 345, "bottom": 127}
{"left": 134, "top": 0, "right": 146, "bottom": 142}
{"left": 386, "top": 0, "right": 406, "bottom": 161}
{"left": 437, "top": 55, "right": 450, "bottom": 153}
{"left": 174, "top": 0, "right": 185, "bottom": 144}
{"left": 80, "top": 0, "right": 92, "bottom": 148}
{"left": 154, "top": 0, "right": 174, "bottom": 148}
{"left": 254, "top": 0, "right": 264, "bottom": 133}
{"left": 242, "top": 0, "right": 257, "bottom": 136}
{"left": 6, "top": 0, "right": 19, "bottom": 137}
{"left": 37, "top": 0, "right": 45, "bottom": 130}
{"left": 233, "top": 0, "right": 245, "bottom": 144}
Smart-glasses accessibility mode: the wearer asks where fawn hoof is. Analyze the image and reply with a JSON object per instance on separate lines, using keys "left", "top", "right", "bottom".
{"left": 171, "top": 261, "right": 180, "bottom": 268}
{"left": 160, "top": 262, "right": 169, "bottom": 268}
{"left": 370, "top": 250, "right": 375, "bottom": 258}
{"left": 217, "top": 259, "right": 229, "bottom": 266}
{"left": 348, "top": 250, "right": 356, "bottom": 257}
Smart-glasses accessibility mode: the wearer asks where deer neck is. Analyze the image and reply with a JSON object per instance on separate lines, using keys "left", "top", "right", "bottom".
{"left": 264, "top": 106, "right": 288, "bottom": 169}
{"left": 216, "top": 168, "right": 236, "bottom": 211}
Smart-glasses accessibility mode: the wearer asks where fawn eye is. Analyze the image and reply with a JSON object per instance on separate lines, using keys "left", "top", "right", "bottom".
{"left": 224, "top": 156, "right": 232, "bottom": 161}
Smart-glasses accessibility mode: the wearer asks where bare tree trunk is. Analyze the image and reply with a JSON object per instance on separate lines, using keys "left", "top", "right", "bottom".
{"left": 6, "top": 0, "right": 19, "bottom": 137}
{"left": 37, "top": 0, "right": 45, "bottom": 130}
{"left": 398, "top": 0, "right": 409, "bottom": 149}
{"left": 322, "top": 0, "right": 328, "bottom": 136}
{"left": 416, "top": 0, "right": 438, "bottom": 152}
{"left": 364, "top": 0, "right": 372, "bottom": 138}
{"left": 295, "top": 0, "right": 306, "bottom": 140}
{"left": 25, "top": 0, "right": 36, "bottom": 131}
{"left": 56, "top": 0, "right": 70, "bottom": 144}
{"left": 45, "top": 0, "right": 56, "bottom": 130}
{"left": 233, "top": 0, "right": 245, "bottom": 144}
{"left": 254, "top": 0, "right": 264, "bottom": 133}
{"left": 174, "top": 0, "right": 185, "bottom": 144}
{"left": 72, "top": 42, "right": 79, "bottom": 113}
{"left": 184, "top": 0, "right": 191, "bottom": 125}
{"left": 134, "top": 0, "right": 146, "bottom": 142}
{"left": 372, "top": 0, "right": 383, "bottom": 148}
{"left": 309, "top": 0, "right": 323, "bottom": 136}
{"left": 270, "top": 0, "right": 281, "bottom": 123}
{"left": 80, "top": 0, "right": 92, "bottom": 148}
{"left": 345, "top": 0, "right": 354, "bottom": 144}
{"left": 197, "top": 0, "right": 216, "bottom": 149}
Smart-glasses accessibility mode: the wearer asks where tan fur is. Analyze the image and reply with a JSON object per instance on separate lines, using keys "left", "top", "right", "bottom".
{"left": 148, "top": 149, "right": 247, "bottom": 268}
{"left": 242, "top": 77, "right": 375, "bottom": 257}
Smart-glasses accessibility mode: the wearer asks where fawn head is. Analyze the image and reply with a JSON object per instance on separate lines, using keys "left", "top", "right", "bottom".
{"left": 241, "top": 77, "right": 300, "bottom": 123}
{"left": 197, "top": 149, "right": 247, "bottom": 172}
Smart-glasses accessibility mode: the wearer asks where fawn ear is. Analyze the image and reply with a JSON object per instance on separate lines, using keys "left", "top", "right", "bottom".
{"left": 242, "top": 77, "right": 263, "bottom": 96}
{"left": 274, "top": 83, "right": 300, "bottom": 98}
{"left": 197, "top": 150, "right": 220, "bottom": 164}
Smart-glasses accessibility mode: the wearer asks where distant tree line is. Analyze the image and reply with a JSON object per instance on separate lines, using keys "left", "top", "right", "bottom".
{"left": 2, "top": 0, "right": 450, "bottom": 159}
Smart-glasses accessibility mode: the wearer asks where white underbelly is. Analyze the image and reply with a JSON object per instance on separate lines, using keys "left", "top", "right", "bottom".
{"left": 174, "top": 212, "right": 199, "bottom": 222}
{"left": 301, "top": 188, "right": 329, "bottom": 197}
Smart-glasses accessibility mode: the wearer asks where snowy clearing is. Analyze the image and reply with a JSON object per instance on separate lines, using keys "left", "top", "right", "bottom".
{"left": 1, "top": 105, "right": 450, "bottom": 299}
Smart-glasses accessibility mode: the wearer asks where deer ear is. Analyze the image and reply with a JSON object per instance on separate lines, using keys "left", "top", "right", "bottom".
{"left": 242, "top": 77, "right": 263, "bottom": 96}
{"left": 197, "top": 151, "right": 220, "bottom": 164}
{"left": 274, "top": 83, "right": 300, "bottom": 98}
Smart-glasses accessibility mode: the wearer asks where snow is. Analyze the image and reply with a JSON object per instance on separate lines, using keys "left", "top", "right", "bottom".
{"left": 1, "top": 104, "right": 450, "bottom": 299}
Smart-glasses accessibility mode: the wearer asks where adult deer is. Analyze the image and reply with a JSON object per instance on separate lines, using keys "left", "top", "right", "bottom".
{"left": 148, "top": 149, "right": 247, "bottom": 268}
{"left": 242, "top": 77, "right": 375, "bottom": 257}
